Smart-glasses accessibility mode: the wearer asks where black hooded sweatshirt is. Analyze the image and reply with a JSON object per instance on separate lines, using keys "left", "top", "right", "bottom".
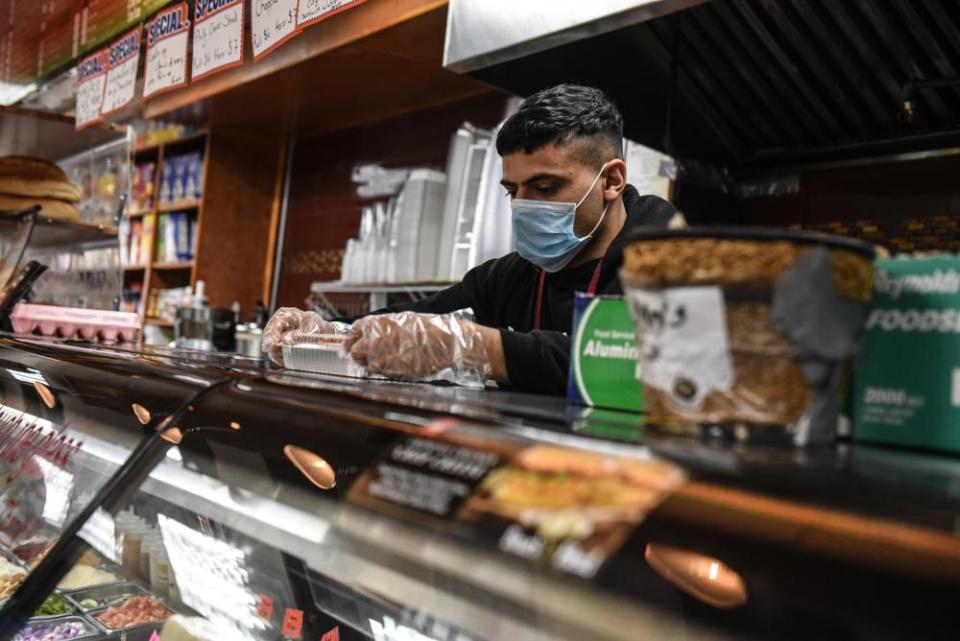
{"left": 375, "top": 185, "right": 676, "bottom": 395}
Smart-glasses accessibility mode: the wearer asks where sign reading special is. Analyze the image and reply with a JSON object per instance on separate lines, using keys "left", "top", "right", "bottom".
{"left": 296, "top": 0, "right": 369, "bottom": 29}
{"left": 75, "top": 49, "right": 109, "bottom": 130}
{"left": 102, "top": 27, "right": 141, "bottom": 115}
{"left": 192, "top": 0, "right": 244, "bottom": 81}
{"left": 251, "top": 0, "right": 300, "bottom": 62}
{"left": 144, "top": 2, "right": 190, "bottom": 99}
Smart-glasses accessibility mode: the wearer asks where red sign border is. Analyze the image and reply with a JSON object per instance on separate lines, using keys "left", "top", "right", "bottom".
{"left": 100, "top": 25, "right": 143, "bottom": 117}
{"left": 296, "top": 0, "right": 370, "bottom": 31}
{"left": 75, "top": 48, "right": 110, "bottom": 131}
{"left": 143, "top": 1, "right": 192, "bottom": 101}
{"left": 251, "top": 0, "right": 303, "bottom": 63}
{"left": 191, "top": 0, "right": 246, "bottom": 84}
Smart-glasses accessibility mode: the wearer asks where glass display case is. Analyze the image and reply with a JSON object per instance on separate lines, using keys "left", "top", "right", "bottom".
{"left": 0, "top": 335, "right": 957, "bottom": 641}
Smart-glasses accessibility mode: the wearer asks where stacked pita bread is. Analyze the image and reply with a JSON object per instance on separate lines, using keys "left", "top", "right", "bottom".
{"left": 0, "top": 156, "right": 82, "bottom": 222}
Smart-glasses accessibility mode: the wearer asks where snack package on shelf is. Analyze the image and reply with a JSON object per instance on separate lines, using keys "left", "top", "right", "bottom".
{"left": 160, "top": 152, "right": 203, "bottom": 207}
{"left": 156, "top": 212, "right": 196, "bottom": 263}
{"left": 131, "top": 161, "right": 156, "bottom": 214}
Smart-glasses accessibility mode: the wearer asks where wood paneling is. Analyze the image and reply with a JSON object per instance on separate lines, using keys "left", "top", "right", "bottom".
{"left": 276, "top": 92, "right": 507, "bottom": 308}
{"left": 146, "top": 4, "right": 492, "bottom": 142}
{"left": 195, "top": 129, "right": 286, "bottom": 314}
{"left": 676, "top": 154, "right": 960, "bottom": 252}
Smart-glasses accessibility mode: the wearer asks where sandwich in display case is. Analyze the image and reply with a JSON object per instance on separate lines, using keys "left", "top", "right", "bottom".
{"left": 0, "top": 334, "right": 958, "bottom": 641}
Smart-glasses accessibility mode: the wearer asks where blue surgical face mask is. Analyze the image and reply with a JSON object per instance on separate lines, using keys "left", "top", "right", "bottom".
{"left": 512, "top": 165, "right": 610, "bottom": 272}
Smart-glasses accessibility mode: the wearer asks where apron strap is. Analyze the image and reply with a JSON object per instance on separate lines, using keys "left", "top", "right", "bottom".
{"left": 532, "top": 258, "right": 604, "bottom": 331}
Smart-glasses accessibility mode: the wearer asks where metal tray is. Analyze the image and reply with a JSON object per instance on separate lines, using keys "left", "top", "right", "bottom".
{"left": 0, "top": 544, "right": 25, "bottom": 570}
{"left": 29, "top": 593, "right": 76, "bottom": 620}
{"left": 87, "top": 597, "right": 173, "bottom": 641}
{"left": 14, "top": 615, "right": 101, "bottom": 640}
{"left": 65, "top": 583, "right": 152, "bottom": 613}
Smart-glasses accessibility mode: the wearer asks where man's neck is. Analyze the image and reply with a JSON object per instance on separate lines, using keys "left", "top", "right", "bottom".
{"left": 569, "top": 198, "right": 627, "bottom": 268}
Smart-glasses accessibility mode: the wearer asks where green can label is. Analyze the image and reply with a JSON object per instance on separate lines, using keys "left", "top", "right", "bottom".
{"left": 855, "top": 256, "right": 960, "bottom": 453}
{"left": 569, "top": 295, "right": 644, "bottom": 412}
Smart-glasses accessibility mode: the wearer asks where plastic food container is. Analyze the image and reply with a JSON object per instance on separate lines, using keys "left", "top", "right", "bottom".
{"left": 12, "top": 616, "right": 99, "bottom": 641}
{"left": 64, "top": 583, "right": 151, "bottom": 613}
{"left": 283, "top": 335, "right": 367, "bottom": 378}
{"left": 10, "top": 303, "right": 140, "bottom": 343}
{"left": 620, "top": 226, "right": 875, "bottom": 445}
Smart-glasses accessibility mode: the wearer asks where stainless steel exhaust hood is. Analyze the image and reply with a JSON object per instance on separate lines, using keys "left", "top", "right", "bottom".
{"left": 443, "top": 0, "right": 709, "bottom": 74}
{"left": 443, "top": 0, "right": 960, "bottom": 172}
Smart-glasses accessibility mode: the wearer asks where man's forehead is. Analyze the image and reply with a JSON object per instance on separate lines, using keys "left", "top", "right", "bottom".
{"left": 500, "top": 142, "right": 590, "bottom": 182}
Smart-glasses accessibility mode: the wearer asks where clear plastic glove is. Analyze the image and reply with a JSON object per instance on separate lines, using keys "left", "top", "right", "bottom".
{"left": 262, "top": 307, "right": 347, "bottom": 365}
{"left": 345, "top": 312, "right": 491, "bottom": 388}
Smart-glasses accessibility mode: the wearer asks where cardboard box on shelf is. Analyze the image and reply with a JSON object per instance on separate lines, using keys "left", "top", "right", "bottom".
{"left": 567, "top": 294, "right": 643, "bottom": 413}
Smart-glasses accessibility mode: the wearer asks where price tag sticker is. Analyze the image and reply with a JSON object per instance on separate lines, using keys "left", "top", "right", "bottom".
{"left": 320, "top": 627, "right": 340, "bottom": 641}
{"left": 282, "top": 608, "right": 304, "bottom": 639}
{"left": 256, "top": 594, "right": 274, "bottom": 620}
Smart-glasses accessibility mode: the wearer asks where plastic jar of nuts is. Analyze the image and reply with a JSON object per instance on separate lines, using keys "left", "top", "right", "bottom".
{"left": 620, "top": 226, "right": 875, "bottom": 446}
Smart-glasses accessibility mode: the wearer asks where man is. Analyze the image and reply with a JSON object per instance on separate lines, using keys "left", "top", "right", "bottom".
{"left": 263, "top": 84, "right": 676, "bottom": 395}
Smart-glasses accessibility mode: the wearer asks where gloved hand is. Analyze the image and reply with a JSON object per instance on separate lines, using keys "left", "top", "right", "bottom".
{"left": 345, "top": 312, "right": 491, "bottom": 387}
{"left": 262, "top": 307, "right": 343, "bottom": 365}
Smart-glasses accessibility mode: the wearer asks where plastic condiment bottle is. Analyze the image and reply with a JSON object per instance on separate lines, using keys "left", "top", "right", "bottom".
{"left": 139, "top": 532, "right": 158, "bottom": 580}
{"left": 150, "top": 546, "right": 170, "bottom": 597}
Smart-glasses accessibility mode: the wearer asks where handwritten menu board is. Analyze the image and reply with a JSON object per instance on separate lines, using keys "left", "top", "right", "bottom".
{"left": 192, "top": 0, "right": 244, "bottom": 81}
{"left": 101, "top": 26, "right": 140, "bottom": 115}
{"left": 297, "top": 0, "right": 369, "bottom": 29}
{"left": 75, "top": 48, "right": 109, "bottom": 130}
{"left": 251, "top": 0, "right": 300, "bottom": 62}
{"left": 143, "top": 2, "right": 190, "bottom": 99}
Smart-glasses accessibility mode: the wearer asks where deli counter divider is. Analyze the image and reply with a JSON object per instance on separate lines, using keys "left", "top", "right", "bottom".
{"left": 0, "top": 335, "right": 958, "bottom": 640}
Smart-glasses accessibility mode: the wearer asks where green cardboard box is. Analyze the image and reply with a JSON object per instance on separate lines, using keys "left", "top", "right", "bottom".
{"left": 567, "top": 294, "right": 644, "bottom": 413}
{"left": 854, "top": 255, "right": 960, "bottom": 453}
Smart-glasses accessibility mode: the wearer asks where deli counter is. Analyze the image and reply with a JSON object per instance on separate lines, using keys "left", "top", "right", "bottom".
{"left": 0, "top": 335, "right": 958, "bottom": 641}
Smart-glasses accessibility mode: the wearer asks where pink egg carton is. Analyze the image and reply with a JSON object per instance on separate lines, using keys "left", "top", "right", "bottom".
{"left": 10, "top": 303, "right": 141, "bottom": 343}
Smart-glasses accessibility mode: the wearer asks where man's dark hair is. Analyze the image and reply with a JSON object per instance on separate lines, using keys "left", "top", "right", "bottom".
{"left": 496, "top": 84, "right": 624, "bottom": 164}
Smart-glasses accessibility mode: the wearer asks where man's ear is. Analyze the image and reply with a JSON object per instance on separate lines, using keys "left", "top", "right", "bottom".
{"left": 603, "top": 159, "right": 627, "bottom": 201}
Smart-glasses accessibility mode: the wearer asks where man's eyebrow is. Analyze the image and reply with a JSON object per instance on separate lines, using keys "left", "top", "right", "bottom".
{"left": 500, "top": 172, "right": 567, "bottom": 188}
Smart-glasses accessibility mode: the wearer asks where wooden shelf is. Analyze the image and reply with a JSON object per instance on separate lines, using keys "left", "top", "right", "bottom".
{"left": 158, "top": 201, "right": 201, "bottom": 212}
{"left": 125, "top": 209, "right": 153, "bottom": 218}
{"left": 152, "top": 261, "right": 194, "bottom": 270}
{"left": 163, "top": 130, "right": 209, "bottom": 151}
{"left": 123, "top": 265, "right": 146, "bottom": 271}
{"left": 134, "top": 130, "right": 208, "bottom": 155}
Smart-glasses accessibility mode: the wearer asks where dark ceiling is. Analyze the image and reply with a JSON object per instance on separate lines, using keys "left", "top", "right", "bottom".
{"left": 469, "top": 0, "right": 960, "bottom": 173}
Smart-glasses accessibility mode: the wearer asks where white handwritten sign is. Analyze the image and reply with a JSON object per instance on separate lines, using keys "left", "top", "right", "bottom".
{"left": 144, "top": 2, "right": 190, "bottom": 99}
{"left": 192, "top": 0, "right": 244, "bottom": 80}
{"left": 297, "top": 0, "right": 368, "bottom": 29}
{"left": 102, "top": 27, "right": 141, "bottom": 115}
{"left": 75, "top": 49, "right": 109, "bottom": 130}
{"left": 251, "top": 0, "right": 300, "bottom": 62}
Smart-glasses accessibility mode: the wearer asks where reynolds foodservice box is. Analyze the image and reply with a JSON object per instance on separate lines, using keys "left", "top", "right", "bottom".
{"left": 567, "top": 294, "right": 643, "bottom": 412}
{"left": 854, "top": 255, "right": 960, "bottom": 453}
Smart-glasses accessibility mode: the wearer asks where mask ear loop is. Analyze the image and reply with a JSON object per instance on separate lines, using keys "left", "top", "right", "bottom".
{"left": 574, "top": 163, "right": 611, "bottom": 240}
